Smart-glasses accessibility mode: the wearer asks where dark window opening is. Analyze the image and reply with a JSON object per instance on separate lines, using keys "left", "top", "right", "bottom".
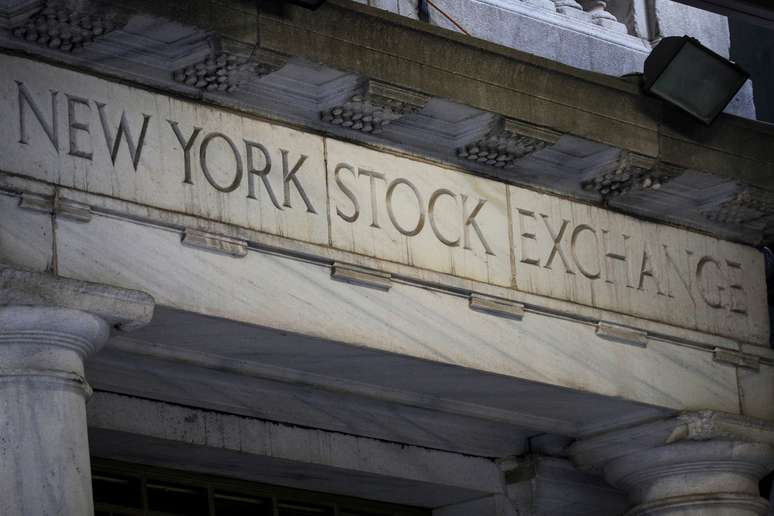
{"left": 92, "top": 459, "right": 429, "bottom": 516}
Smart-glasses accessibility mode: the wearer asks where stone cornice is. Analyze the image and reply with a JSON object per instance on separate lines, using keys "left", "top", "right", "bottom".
{"left": 1, "top": 0, "right": 772, "bottom": 245}
{"left": 62, "top": 0, "right": 774, "bottom": 191}
{"left": 256, "top": 0, "right": 774, "bottom": 191}
{"left": 581, "top": 152, "right": 685, "bottom": 201}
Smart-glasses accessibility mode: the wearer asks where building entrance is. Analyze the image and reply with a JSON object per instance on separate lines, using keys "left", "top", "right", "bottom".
{"left": 92, "top": 460, "right": 429, "bottom": 516}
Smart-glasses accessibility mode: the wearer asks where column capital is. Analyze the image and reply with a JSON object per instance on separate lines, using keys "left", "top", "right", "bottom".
{"left": 570, "top": 411, "right": 774, "bottom": 470}
{"left": 0, "top": 265, "right": 155, "bottom": 331}
{"left": 0, "top": 266, "right": 154, "bottom": 516}
{"left": 569, "top": 411, "right": 774, "bottom": 515}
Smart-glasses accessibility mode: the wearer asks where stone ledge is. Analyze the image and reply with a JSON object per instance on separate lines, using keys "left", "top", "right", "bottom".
{"left": 0, "top": 265, "right": 155, "bottom": 331}
{"left": 86, "top": 391, "right": 505, "bottom": 507}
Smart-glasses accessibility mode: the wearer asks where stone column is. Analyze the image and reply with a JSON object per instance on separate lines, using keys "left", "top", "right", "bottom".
{"left": 570, "top": 411, "right": 774, "bottom": 515}
{"left": 0, "top": 266, "right": 154, "bottom": 516}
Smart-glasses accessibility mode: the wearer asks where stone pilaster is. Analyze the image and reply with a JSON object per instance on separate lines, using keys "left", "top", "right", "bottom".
{"left": 570, "top": 411, "right": 774, "bottom": 515}
{"left": 0, "top": 265, "right": 154, "bottom": 516}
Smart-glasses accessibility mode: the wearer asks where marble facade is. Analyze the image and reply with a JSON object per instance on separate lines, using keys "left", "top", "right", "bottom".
{"left": 0, "top": 1, "right": 773, "bottom": 515}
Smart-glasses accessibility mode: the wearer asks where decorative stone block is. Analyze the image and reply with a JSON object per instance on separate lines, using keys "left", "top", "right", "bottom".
{"left": 172, "top": 49, "right": 286, "bottom": 94}
{"left": 712, "top": 348, "right": 760, "bottom": 371}
{"left": 702, "top": 187, "right": 774, "bottom": 226}
{"left": 0, "top": 0, "right": 41, "bottom": 30}
{"left": 331, "top": 262, "right": 392, "bottom": 291}
{"left": 469, "top": 293, "right": 525, "bottom": 320}
{"left": 321, "top": 80, "right": 429, "bottom": 135}
{"left": 181, "top": 228, "right": 248, "bottom": 258}
{"left": 456, "top": 118, "right": 560, "bottom": 169}
{"left": 581, "top": 152, "right": 684, "bottom": 201}
{"left": 596, "top": 321, "right": 648, "bottom": 347}
{"left": 10, "top": 0, "right": 118, "bottom": 53}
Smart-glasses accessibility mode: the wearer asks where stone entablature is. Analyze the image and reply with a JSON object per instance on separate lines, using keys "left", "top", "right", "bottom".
{"left": 0, "top": 1, "right": 771, "bottom": 249}
{"left": 0, "top": 53, "right": 768, "bottom": 345}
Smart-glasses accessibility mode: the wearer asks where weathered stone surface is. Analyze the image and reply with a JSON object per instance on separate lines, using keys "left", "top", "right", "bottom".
{"left": 0, "top": 53, "right": 329, "bottom": 246}
{"left": 172, "top": 48, "right": 287, "bottom": 94}
{"left": 87, "top": 391, "right": 505, "bottom": 508}
{"left": 1, "top": 53, "right": 769, "bottom": 343}
{"left": 320, "top": 80, "right": 429, "bottom": 135}
{"left": 503, "top": 455, "right": 629, "bottom": 515}
{"left": 509, "top": 187, "right": 769, "bottom": 344}
{"left": 0, "top": 192, "right": 53, "bottom": 272}
{"left": 580, "top": 152, "right": 684, "bottom": 201}
{"left": 570, "top": 411, "right": 774, "bottom": 516}
{"left": 456, "top": 117, "right": 560, "bottom": 170}
{"left": 654, "top": 0, "right": 730, "bottom": 57}
{"left": 55, "top": 212, "right": 745, "bottom": 415}
{"left": 327, "top": 139, "right": 511, "bottom": 286}
{"left": 0, "top": 307, "right": 106, "bottom": 516}
{"left": 387, "top": 0, "right": 648, "bottom": 76}
{"left": 10, "top": 0, "right": 120, "bottom": 53}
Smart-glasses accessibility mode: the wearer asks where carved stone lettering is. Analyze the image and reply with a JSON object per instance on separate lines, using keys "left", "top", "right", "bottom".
{"left": 334, "top": 163, "right": 360, "bottom": 223}
{"left": 358, "top": 168, "right": 386, "bottom": 228}
{"left": 96, "top": 102, "right": 151, "bottom": 171}
{"left": 17, "top": 81, "right": 58, "bottom": 152}
{"left": 509, "top": 187, "right": 768, "bottom": 342}
{"left": 199, "top": 132, "right": 243, "bottom": 193}
{"left": 571, "top": 224, "right": 600, "bottom": 279}
{"left": 66, "top": 94, "right": 92, "bottom": 160}
{"left": 245, "top": 140, "right": 281, "bottom": 209}
{"left": 328, "top": 139, "right": 510, "bottom": 287}
{"left": 517, "top": 209, "right": 541, "bottom": 266}
{"left": 541, "top": 215, "right": 574, "bottom": 274}
{"left": 463, "top": 196, "right": 494, "bottom": 256}
{"left": 1, "top": 55, "right": 767, "bottom": 344}
{"left": 281, "top": 150, "right": 315, "bottom": 214}
{"left": 3, "top": 55, "right": 328, "bottom": 247}
{"left": 428, "top": 189, "right": 460, "bottom": 247}
{"left": 386, "top": 178, "right": 425, "bottom": 237}
{"left": 168, "top": 121, "right": 201, "bottom": 185}
{"left": 332, "top": 162, "right": 497, "bottom": 253}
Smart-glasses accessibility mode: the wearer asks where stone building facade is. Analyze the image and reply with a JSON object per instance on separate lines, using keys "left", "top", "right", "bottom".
{"left": 1, "top": 0, "right": 773, "bottom": 515}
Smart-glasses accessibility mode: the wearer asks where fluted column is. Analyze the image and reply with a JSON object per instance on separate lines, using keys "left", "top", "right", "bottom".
{"left": 570, "top": 411, "right": 774, "bottom": 516}
{"left": 0, "top": 266, "right": 154, "bottom": 516}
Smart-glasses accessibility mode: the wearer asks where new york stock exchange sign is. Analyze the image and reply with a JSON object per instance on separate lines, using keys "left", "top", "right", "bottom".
{"left": 1, "top": 54, "right": 768, "bottom": 344}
